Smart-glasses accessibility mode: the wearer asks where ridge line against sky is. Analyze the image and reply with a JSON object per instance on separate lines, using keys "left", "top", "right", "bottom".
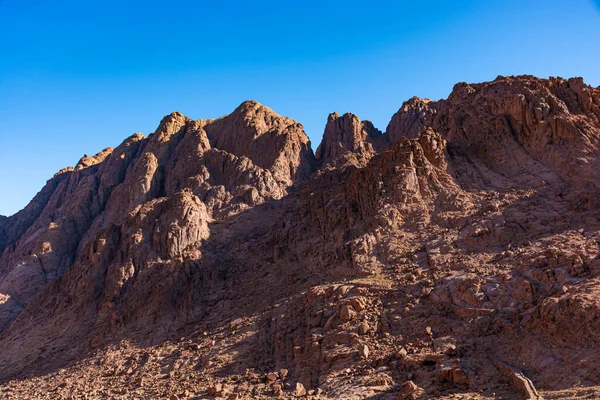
{"left": 1, "top": 0, "right": 599, "bottom": 216}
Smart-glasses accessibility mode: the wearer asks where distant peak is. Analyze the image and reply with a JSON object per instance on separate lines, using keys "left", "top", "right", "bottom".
{"left": 238, "top": 100, "right": 262, "bottom": 108}
{"left": 231, "top": 100, "right": 280, "bottom": 119}
{"left": 327, "top": 112, "right": 362, "bottom": 124}
{"left": 316, "top": 111, "right": 382, "bottom": 164}
{"left": 159, "top": 111, "right": 188, "bottom": 123}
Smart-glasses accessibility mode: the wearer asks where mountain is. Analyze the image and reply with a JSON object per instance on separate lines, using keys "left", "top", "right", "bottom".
{"left": 1, "top": 75, "right": 600, "bottom": 399}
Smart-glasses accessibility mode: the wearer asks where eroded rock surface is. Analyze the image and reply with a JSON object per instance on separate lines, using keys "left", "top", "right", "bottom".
{"left": 1, "top": 76, "right": 600, "bottom": 399}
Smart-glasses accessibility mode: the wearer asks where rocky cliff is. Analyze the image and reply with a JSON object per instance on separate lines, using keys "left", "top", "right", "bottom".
{"left": 1, "top": 75, "right": 600, "bottom": 399}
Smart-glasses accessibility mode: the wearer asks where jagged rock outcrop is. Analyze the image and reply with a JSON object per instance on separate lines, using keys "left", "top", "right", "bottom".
{"left": 315, "top": 112, "right": 386, "bottom": 167}
{"left": 204, "top": 100, "right": 315, "bottom": 184}
{"left": 0, "top": 101, "right": 314, "bottom": 334}
{"left": 386, "top": 96, "right": 438, "bottom": 142}
{"left": 2, "top": 76, "right": 600, "bottom": 399}
{"left": 388, "top": 75, "right": 600, "bottom": 193}
{"left": 0, "top": 169, "right": 72, "bottom": 255}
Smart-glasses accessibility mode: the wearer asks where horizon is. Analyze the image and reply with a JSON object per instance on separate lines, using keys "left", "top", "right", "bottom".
{"left": 1, "top": 0, "right": 600, "bottom": 216}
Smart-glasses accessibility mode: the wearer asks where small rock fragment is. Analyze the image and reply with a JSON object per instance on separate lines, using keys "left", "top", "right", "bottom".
{"left": 340, "top": 304, "right": 357, "bottom": 322}
{"left": 401, "top": 380, "right": 418, "bottom": 394}
{"left": 359, "top": 344, "right": 370, "bottom": 359}
{"left": 294, "top": 382, "right": 307, "bottom": 396}
{"left": 358, "top": 322, "right": 369, "bottom": 335}
{"left": 395, "top": 347, "right": 408, "bottom": 359}
{"left": 266, "top": 372, "right": 278, "bottom": 382}
{"left": 207, "top": 383, "right": 222, "bottom": 396}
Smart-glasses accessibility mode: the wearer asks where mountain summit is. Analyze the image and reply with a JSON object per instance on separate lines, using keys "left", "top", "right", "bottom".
{"left": 1, "top": 76, "right": 600, "bottom": 399}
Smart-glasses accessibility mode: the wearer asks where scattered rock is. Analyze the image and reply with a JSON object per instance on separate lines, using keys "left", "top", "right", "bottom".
{"left": 207, "top": 383, "right": 222, "bottom": 396}
{"left": 400, "top": 380, "right": 424, "bottom": 399}
{"left": 339, "top": 304, "right": 357, "bottom": 322}
{"left": 395, "top": 347, "right": 408, "bottom": 359}
{"left": 266, "top": 372, "right": 278, "bottom": 382}
{"left": 358, "top": 344, "right": 370, "bottom": 359}
{"left": 294, "top": 382, "right": 307, "bottom": 396}
{"left": 358, "top": 322, "right": 370, "bottom": 335}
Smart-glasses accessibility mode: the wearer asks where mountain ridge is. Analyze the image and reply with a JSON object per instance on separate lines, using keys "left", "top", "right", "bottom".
{"left": 1, "top": 74, "right": 600, "bottom": 399}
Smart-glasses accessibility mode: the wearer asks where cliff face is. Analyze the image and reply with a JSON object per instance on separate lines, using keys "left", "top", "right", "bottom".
{"left": 1, "top": 76, "right": 600, "bottom": 399}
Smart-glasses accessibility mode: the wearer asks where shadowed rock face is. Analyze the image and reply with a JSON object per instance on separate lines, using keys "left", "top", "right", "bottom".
{"left": 2, "top": 77, "right": 600, "bottom": 399}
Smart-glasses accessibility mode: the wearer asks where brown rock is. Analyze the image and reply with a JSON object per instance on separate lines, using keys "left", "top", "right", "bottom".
{"left": 207, "top": 383, "right": 222, "bottom": 396}
{"left": 272, "top": 382, "right": 283, "bottom": 396}
{"left": 204, "top": 100, "right": 315, "bottom": 185}
{"left": 358, "top": 322, "right": 370, "bottom": 335}
{"left": 1, "top": 76, "right": 600, "bottom": 400}
{"left": 358, "top": 344, "right": 370, "bottom": 359}
{"left": 438, "top": 362, "right": 469, "bottom": 385}
{"left": 339, "top": 304, "right": 357, "bottom": 322}
{"left": 400, "top": 380, "right": 424, "bottom": 399}
{"left": 266, "top": 372, "right": 278, "bottom": 382}
{"left": 386, "top": 97, "right": 437, "bottom": 142}
{"left": 316, "top": 112, "right": 383, "bottom": 167}
{"left": 395, "top": 347, "right": 408, "bottom": 359}
{"left": 294, "top": 382, "right": 307, "bottom": 396}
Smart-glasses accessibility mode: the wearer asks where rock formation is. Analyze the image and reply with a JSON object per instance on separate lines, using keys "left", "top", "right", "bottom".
{"left": 1, "top": 76, "right": 600, "bottom": 399}
{"left": 315, "top": 112, "right": 386, "bottom": 167}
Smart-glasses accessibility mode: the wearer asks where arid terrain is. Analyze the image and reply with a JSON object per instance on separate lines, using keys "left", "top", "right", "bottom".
{"left": 1, "top": 75, "right": 600, "bottom": 399}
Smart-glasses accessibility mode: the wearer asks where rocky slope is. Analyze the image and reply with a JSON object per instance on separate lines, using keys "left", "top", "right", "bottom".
{"left": 1, "top": 75, "right": 600, "bottom": 399}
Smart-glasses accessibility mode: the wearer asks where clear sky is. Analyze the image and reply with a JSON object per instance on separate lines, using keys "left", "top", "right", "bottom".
{"left": 1, "top": 0, "right": 599, "bottom": 216}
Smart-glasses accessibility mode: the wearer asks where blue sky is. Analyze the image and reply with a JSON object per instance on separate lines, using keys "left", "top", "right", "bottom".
{"left": 1, "top": 0, "right": 599, "bottom": 216}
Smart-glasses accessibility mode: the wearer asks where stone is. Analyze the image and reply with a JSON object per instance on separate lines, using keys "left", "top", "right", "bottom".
{"left": 207, "top": 384, "right": 222, "bottom": 396}
{"left": 438, "top": 363, "right": 469, "bottom": 385}
{"left": 395, "top": 347, "right": 408, "bottom": 359}
{"left": 272, "top": 383, "right": 283, "bottom": 396}
{"left": 358, "top": 344, "right": 370, "bottom": 359}
{"left": 358, "top": 322, "right": 370, "bottom": 335}
{"left": 294, "top": 382, "right": 307, "bottom": 396}
{"left": 401, "top": 380, "right": 418, "bottom": 394}
{"left": 339, "top": 305, "right": 357, "bottom": 322}
{"left": 266, "top": 372, "right": 278, "bottom": 382}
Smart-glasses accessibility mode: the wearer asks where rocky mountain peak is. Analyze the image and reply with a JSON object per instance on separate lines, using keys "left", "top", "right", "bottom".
{"left": 315, "top": 111, "right": 385, "bottom": 167}
{"left": 204, "top": 100, "right": 315, "bottom": 185}
{"left": 385, "top": 96, "right": 437, "bottom": 142}
{"left": 2, "top": 76, "right": 600, "bottom": 399}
